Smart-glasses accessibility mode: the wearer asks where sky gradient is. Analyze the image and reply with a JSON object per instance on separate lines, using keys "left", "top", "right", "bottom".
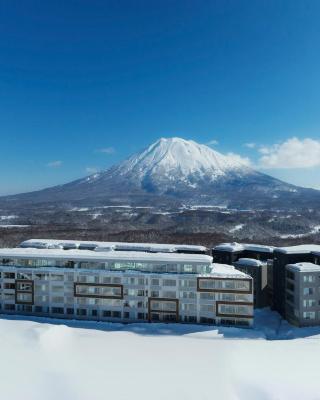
{"left": 1, "top": 0, "right": 320, "bottom": 195}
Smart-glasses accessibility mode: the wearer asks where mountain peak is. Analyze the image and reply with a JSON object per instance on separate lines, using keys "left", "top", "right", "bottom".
{"left": 114, "top": 137, "right": 250, "bottom": 180}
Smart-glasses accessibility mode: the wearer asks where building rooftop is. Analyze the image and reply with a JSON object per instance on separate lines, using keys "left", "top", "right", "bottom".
{"left": 19, "top": 239, "right": 207, "bottom": 253}
{"left": 286, "top": 262, "right": 320, "bottom": 272}
{"left": 234, "top": 258, "right": 265, "bottom": 267}
{"left": 0, "top": 247, "right": 212, "bottom": 264}
{"left": 210, "top": 263, "right": 250, "bottom": 278}
{"left": 213, "top": 242, "right": 274, "bottom": 253}
{"left": 275, "top": 244, "right": 320, "bottom": 255}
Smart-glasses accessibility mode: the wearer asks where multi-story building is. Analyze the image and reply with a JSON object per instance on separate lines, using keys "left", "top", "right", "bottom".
{"left": 233, "top": 258, "right": 268, "bottom": 308}
{"left": 273, "top": 245, "right": 320, "bottom": 317}
{"left": 0, "top": 246, "right": 254, "bottom": 327}
{"left": 285, "top": 262, "right": 320, "bottom": 326}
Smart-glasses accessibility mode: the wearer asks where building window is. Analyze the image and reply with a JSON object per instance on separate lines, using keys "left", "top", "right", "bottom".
{"left": 103, "top": 310, "right": 111, "bottom": 317}
{"left": 303, "top": 275, "right": 315, "bottom": 283}
{"left": 163, "top": 279, "right": 176, "bottom": 287}
{"left": 4, "top": 304, "right": 15, "bottom": 311}
{"left": 4, "top": 272, "right": 15, "bottom": 279}
{"left": 303, "top": 311, "right": 316, "bottom": 319}
{"left": 137, "top": 312, "right": 145, "bottom": 320}
{"left": 52, "top": 307, "right": 64, "bottom": 314}
{"left": 303, "top": 288, "right": 314, "bottom": 296}
{"left": 303, "top": 299, "right": 316, "bottom": 307}
{"left": 112, "top": 311, "right": 121, "bottom": 318}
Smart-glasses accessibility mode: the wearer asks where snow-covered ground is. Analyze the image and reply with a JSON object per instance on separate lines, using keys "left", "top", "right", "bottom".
{"left": 0, "top": 309, "right": 320, "bottom": 400}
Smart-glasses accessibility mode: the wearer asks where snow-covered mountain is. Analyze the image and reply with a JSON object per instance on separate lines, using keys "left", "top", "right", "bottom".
{"left": 1, "top": 137, "right": 320, "bottom": 210}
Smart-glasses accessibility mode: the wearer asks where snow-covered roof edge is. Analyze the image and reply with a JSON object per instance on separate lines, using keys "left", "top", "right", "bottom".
{"left": 0, "top": 247, "right": 212, "bottom": 264}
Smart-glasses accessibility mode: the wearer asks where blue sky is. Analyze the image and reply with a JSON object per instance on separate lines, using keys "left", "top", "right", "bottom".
{"left": 1, "top": 0, "right": 320, "bottom": 195}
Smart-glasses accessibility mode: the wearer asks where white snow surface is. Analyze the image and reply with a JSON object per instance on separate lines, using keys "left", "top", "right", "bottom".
{"left": 114, "top": 137, "right": 251, "bottom": 180}
{"left": 276, "top": 244, "right": 320, "bottom": 254}
{"left": 214, "top": 242, "right": 275, "bottom": 253}
{"left": 1, "top": 309, "right": 320, "bottom": 400}
{"left": 234, "top": 258, "right": 265, "bottom": 267}
{"left": 229, "top": 224, "right": 245, "bottom": 233}
{"left": 287, "top": 262, "right": 320, "bottom": 272}
{"left": 20, "top": 238, "right": 207, "bottom": 253}
{"left": 0, "top": 247, "right": 212, "bottom": 264}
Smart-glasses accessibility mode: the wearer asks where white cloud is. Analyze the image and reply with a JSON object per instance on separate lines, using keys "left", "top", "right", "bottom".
{"left": 207, "top": 139, "right": 219, "bottom": 146}
{"left": 46, "top": 160, "right": 63, "bottom": 168}
{"left": 258, "top": 137, "right": 320, "bottom": 169}
{"left": 226, "top": 152, "right": 252, "bottom": 167}
{"left": 86, "top": 167, "right": 98, "bottom": 174}
{"left": 96, "top": 147, "right": 115, "bottom": 154}
{"left": 244, "top": 142, "right": 256, "bottom": 149}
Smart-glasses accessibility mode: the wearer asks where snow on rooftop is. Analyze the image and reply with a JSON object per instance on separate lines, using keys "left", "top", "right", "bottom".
{"left": 0, "top": 247, "right": 212, "bottom": 264}
{"left": 286, "top": 262, "right": 320, "bottom": 272}
{"left": 234, "top": 258, "right": 265, "bottom": 267}
{"left": 210, "top": 263, "right": 250, "bottom": 278}
{"left": 213, "top": 242, "right": 245, "bottom": 252}
{"left": 213, "top": 242, "right": 274, "bottom": 253}
{"left": 276, "top": 244, "right": 320, "bottom": 254}
{"left": 19, "top": 239, "right": 207, "bottom": 252}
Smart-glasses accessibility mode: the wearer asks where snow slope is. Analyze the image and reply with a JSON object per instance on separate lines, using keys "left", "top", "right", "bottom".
{"left": 113, "top": 137, "right": 251, "bottom": 179}
{"left": 0, "top": 309, "right": 320, "bottom": 400}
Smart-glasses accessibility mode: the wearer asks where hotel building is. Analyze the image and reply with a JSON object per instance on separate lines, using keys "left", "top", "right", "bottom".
{"left": 0, "top": 242, "right": 254, "bottom": 327}
{"left": 285, "top": 262, "right": 320, "bottom": 326}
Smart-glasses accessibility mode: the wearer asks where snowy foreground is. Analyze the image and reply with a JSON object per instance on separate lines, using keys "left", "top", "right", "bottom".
{"left": 1, "top": 310, "right": 320, "bottom": 400}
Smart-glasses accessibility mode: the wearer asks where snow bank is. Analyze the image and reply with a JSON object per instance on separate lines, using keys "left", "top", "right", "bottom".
{"left": 0, "top": 309, "right": 319, "bottom": 400}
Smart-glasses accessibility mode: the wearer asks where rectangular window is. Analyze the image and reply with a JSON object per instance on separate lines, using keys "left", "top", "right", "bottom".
{"left": 303, "top": 288, "right": 314, "bottom": 296}
{"left": 197, "top": 278, "right": 251, "bottom": 293}
{"left": 303, "top": 311, "right": 316, "bottom": 319}
{"left": 303, "top": 275, "right": 315, "bottom": 283}
{"left": 50, "top": 274, "right": 64, "bottom": 281}
{"left": 52, "top": 307, "right": 64, "bottom": 314}
{"left": 4, "top": 272, "right": 15, "bottom": 279}
{"left": 74, "top": 283, "right": 123, "bottom": 299}
{"left": 303, "top": 299, "right": 316, "bottom": 307}
{"left": 163, "top": 279, "right": 176, "bottom": 287}
{"left": 15, "top": 279, "right": 34, "bottom": 305}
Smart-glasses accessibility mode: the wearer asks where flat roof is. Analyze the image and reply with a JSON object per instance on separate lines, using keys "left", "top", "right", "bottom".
{"left": 0, "top": 247, "right": 212, "bottom": 264}
{"left": 286, "top": 262, "right": 320, "bottom": 272}
{"left": 213, "top": 242, "right": 274, "bottom": 253}
{"left": 275, "top": 244, "right": 320, "bottom": 255}
{"left": 20, "top": 239, "right": 207, "bottom": 253}
{"left": 210, "top": 263, "right": 250, "bottom": 279}
{"left": 234, "top": 258, "right": 265, "bottom": 267}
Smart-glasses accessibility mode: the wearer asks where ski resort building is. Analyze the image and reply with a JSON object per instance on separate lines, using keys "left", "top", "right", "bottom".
{"left": 273, "top": 245, "right": 320, "bottom": 317}
{"left": 285, "top": 262, "right": 320, "bottom": 326}
{"left": 233, "top": 258, "right": 269, "bottom": 308}
{"left": 0, "top": 245, "right": 254, "bottom": 327}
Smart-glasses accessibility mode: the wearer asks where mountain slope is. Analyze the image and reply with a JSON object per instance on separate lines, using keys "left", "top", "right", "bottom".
{"left": 1, "top": 137, "right": 320, "bottom": 210}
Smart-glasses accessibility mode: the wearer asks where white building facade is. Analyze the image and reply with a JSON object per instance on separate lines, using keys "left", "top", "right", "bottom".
{"left": 0, "top": 246, "right": 254, "bottom": 327}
